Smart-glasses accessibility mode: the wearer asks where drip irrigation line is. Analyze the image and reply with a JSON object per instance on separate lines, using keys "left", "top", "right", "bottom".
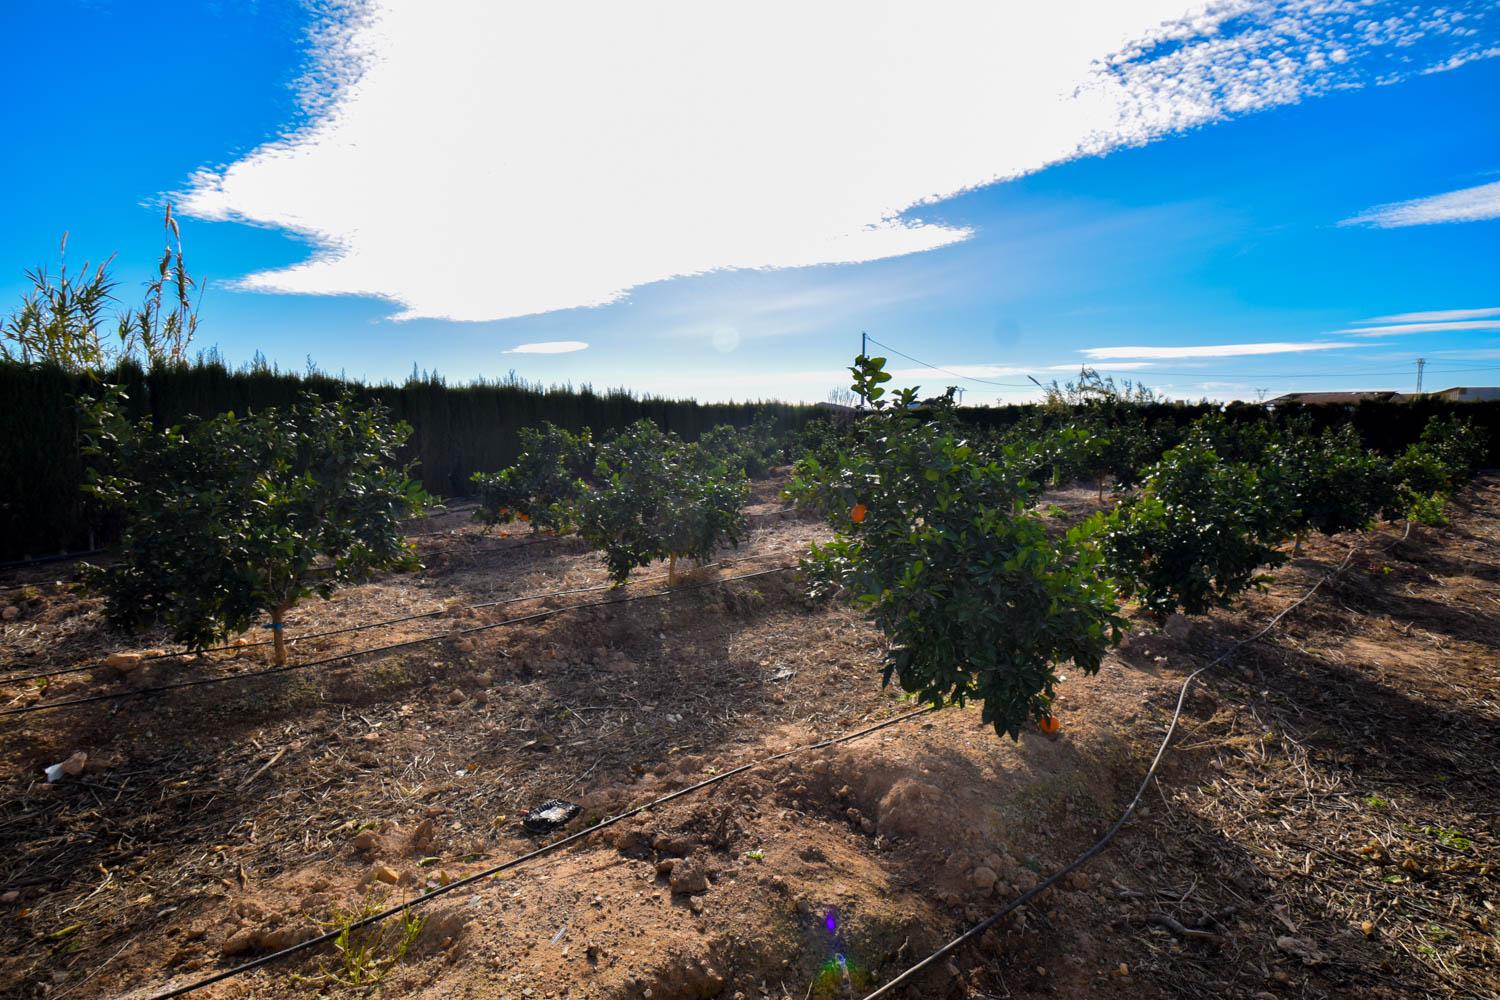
{"left": 860, "top": 521, "right": 1412, "bottom": 999}
{"left": 0, "top": 566, "right": 796, "bottom": 718}
{"left": 144, "top": 704, "right": 936, "bottom": 999}
{"left": 0, "top": 548, "right": 108, "bottom": 571}
{"left": 0, "top": 544, "right": 792, "bottom": 688}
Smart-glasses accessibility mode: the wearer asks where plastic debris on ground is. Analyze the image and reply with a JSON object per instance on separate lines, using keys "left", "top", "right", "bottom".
{"left": 522, "top": 799, "right": 581, "bottom": 834}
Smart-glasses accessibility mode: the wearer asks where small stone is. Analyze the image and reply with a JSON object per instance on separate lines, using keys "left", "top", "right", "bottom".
{"left": 1118, "top": 963, "right": 1130, "bottom": 976}
{"left": 447, "top": 688, "right": 466, "bottom": 705}
{"left": 1, "top": 890, "right": 19, "bottom": 904}
{"left": 655, "top": 859, "right": 678, "bottom": 877}
{"left": 472, "top": 690, "right": 489, "bottom": 706}
{"left": 372, "top": 865, "right": 401, "bottom": 885}
{"left": 688, "top": 896, "right": 705, "bottom": 915}
{"left": 1163, "top": 613, "right": 1193, "bottom": 641}
{"left": 104, "top": 651, "right": 143, "bottom": 672}
{"left": 60, "top": 752, "right": 88, "bottom": 777}
{"left": 410, "top": 818, "right": 436, "bottom": 852}
{"left": 257, "top": 925, "right": 315, "bottom": 950}
{"left": 670, "top": 860, "right": 709, "bottom": 895}
{"left": 352, "top": 829, "right": 379, "bottom": 851}
{"left": 970, "top": 866, "right": 997, "bottom": 890}
{"left": 221, "top": 927, "right": 258, "bottom": 956}
{"left": 1, "top": 606, "right": 19, "bottom": 621}
{"left": 653, "top": 834, "right": 693, "bottom": 857}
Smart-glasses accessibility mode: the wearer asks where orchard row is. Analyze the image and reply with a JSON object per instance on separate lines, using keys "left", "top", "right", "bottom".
{"left": 76, "top": 360, "right": 1487, "bottom": 737}
{"left": 787, "top": 355, "right": 1487, "bottom": 737}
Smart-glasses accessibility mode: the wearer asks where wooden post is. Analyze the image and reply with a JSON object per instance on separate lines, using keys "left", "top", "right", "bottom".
{"left": 668, "top": 553, "right": 677, "bottom": 587}
{"left": 271, "top": 607, "right": 287, "bottom": 666}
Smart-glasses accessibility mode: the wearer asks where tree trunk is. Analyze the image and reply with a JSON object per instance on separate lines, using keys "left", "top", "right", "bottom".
{"left": 271, "top": 606, "right": 287, "bottom": 666}
{"left": 668, "top": 553, "right": 678, "bottom": 587}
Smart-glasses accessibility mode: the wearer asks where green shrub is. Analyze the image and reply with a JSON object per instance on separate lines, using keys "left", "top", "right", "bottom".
{"left": 697, "top": 412, "right": 785, "bottom": 479}
{"left": 578, "top": 420, "right": 748, "bottom": 584}
{"left": 81, "top": 390, "right": 425, "bottom": 662}
{"left": 471, "top": 421, "right": 592, "bottom": 534}
{"left": 1097, "top": 431, "right": 1286, "bottom": 620}
{"left": 1387, "top": 415, "right": 1487, "bottom": 519}
{"left": 789, "top": 355, "right": 1124, "bottom": 739}
{"left": 1416, "top": 414, "right": 1487, "bottom": 484}
{"left": 1260, "top": 423, "right": 1395, "bottom": 542}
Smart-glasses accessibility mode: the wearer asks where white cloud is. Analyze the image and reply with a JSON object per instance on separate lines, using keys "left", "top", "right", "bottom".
{"left": 1346, "top": 320, "right": 1500, "bottom": 336}
{"left": 504, "top": 341, "right": 589, "bottom": 354}
{"left": 1082, "top": 342, "right": 1358, "bottom": 360}
{"left": 181, "top": 1, "right": 1499, "bottom": 322}
{"left": 1365, "top": 307, "right": 1500, "bottom": 323}
{"left": 1341, "top": 179, "right": 1500, "bottom": 228}
{"left": 1047, "top": 361, "right": 1155, "bottom": 370}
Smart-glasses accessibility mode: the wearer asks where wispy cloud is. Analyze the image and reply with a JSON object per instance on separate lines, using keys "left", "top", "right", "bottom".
{"left": 1045, "top": 361, "right": 1154, "bottom": 371}
{"left": 1341, "top": 180, "right": 1500, "bottom": 229}
{"left": 178, "top": 1, "right": 1499, "bottom": 322}
{"left": 504, "top": 341, "right": 589, "bottom": 354}
{"left": 1366, "top": 307, "right": 1500, "bottom": 323}
{"left": 1082, "top": 342, "right": 1358, "bottom": 360}
{"left": 1346, "top": 320, "right": 1500, "bottom": 337}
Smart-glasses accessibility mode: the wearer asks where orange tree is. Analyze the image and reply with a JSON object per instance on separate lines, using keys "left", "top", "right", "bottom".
{"left": 697, "top": 411, "right": 783, "bottom": 479}
{"left": 1383, "top": 414, "right": 1488, "bottom": 525}
{"left": 81, "top": 390, "right": 424, "bottom": 664}
{"left": 787, "top": 355, "right": 1124, "bottom": 739}
{"left": 1258, "top": 422, "right": 1395, "bottom": 547}
{"left": 578, "top": 419, "right": 748, "bottom": 584}
{"left": 1095, "top": 429, "right": 1288, "bottom": 621}
{"left": 471, "top": 421, "right": 593, "bottom": 534}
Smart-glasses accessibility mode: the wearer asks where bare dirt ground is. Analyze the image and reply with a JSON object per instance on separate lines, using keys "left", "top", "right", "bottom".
{"left": 0, "top": 474, "right": 1495, "bottom": 999}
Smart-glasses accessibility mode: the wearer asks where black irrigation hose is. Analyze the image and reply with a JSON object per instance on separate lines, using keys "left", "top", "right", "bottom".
{"left": 0, "top": 548, "right": 109, "bottom": 571}
{"left": 144, "top": 703, "right": 937, "bottom": 999}
{"left": 0, "top": 566, "right": 796, "bottom": 718}
{"left": 861, "top": 521, "right": 1413, "bottom": 999}
{"left": 0, "top": 547, "right": 789, "bottom": 688}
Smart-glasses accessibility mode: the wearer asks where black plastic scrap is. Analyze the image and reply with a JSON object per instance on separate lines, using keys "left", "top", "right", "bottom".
{"left": 523, "top": 799, "right": 581, "bottom": 834}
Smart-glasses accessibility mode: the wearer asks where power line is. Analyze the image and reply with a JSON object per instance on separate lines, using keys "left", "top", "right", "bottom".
{"left": 862, "top": 335, "right": 1035, "bottom": 389}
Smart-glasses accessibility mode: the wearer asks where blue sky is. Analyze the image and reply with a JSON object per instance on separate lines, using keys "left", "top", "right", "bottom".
{"left": 3, "top": 0, "right": 1499, "bottom": 403}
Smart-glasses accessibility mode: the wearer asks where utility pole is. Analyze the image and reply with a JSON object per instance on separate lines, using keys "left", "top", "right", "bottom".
{"left": 955, "top": 386, "right": 965, "bottom": 405}
{"left": 861, "top": 330, "right": 867, "bottom": 360}
{"left": 1255, "top": 387, "right": 1269, "bottom": 403}
{"left": 1415, "top": 357, "right": 1426, "bottom": 395}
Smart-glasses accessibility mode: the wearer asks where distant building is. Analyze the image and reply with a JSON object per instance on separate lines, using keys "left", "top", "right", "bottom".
{"left": 1266, "top": 387, "right": 1500, "bottom": 405}
{"left": 1266, "top": 390, "right": 1400, "bottom": 405}
{"left": 1429, "top": 386, "right": 1500, "bottom": 403}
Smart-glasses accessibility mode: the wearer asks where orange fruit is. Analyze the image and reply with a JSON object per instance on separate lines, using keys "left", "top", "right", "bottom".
{"left": 517, "top": 512, "right": 530, "bottom": 522}
{"left": 1038, "top": 714, "right": 1061, "bottom": 734}
{"left": 851, "top": 502, "right": 868, "bottom": 523}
